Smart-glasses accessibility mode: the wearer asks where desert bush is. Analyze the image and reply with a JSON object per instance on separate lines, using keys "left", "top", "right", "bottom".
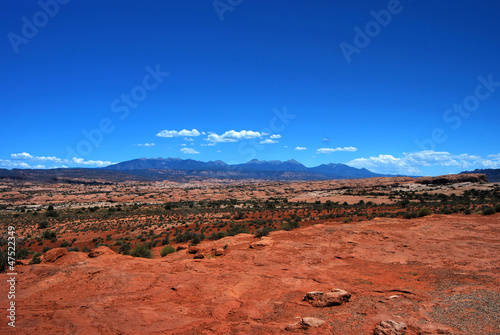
{"left": 67, "top": 246, "right": 79, "bottom": 252}
{"left": 208, "top": 231, "right": 226, "bottom": 240}
{"left": 482, "top": 206, "right": 496, "bottom": 215}
{"left": 226, "top": 224, "right": 248, "bottom": 236}
{"left": 161, "top": 237, "right": 170, "bottom": 245}
{"left": 130, "top": 244, "right": 152, "bottom": 258}
{"left": 255, "top": 226, "right": 273, "bottom": 238}
{"left": 29, "top": 252, "right": 42, "bottom": 265}
{"left": 160, "top": 245, "right": 175, "bottom": 257}
{"left": 281, "top": 220, "right": 300, "bottom": 231}
{"left": 38, "top": 220, "right": 49, "bottom": 229}
{"left": 16, "top": 248, "right": 29, "bottom": 260}
{"left": 403, "top": 212, "right": 417, "bottom": 219}
{"left": 60, "top": 241, "right": 70, "bottom": 248}
{"left": 417, "top": 207, "right": 432, "bottom": 217}
{"left": 42, "top": 230, "right": 57, "bottom": 240}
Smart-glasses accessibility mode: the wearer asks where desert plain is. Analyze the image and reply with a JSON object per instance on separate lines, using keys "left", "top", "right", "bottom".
{"left": 1, "top": 174, "right": 499, "bottom": 334}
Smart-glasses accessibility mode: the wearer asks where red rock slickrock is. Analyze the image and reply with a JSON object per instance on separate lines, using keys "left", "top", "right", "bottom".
{"left": 2, "top": 214, "right": 500, "bottom": 334}
{"left": 415, "top": 173, "right": 488, "bottom": 185}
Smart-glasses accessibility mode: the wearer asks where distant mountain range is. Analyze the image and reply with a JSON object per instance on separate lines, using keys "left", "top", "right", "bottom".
{"left": 103, "top": 157, "right": 384, "bottom": 180}
{"left": 2, "top": 157, "right": 497, "bottom": 183}
{"left": 460, "top": 169, "right": 500, "bottom": 182}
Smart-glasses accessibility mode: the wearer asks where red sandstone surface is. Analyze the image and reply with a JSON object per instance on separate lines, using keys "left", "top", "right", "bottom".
{"left": 2, "top": 213, "right": 499, "bottom": 334}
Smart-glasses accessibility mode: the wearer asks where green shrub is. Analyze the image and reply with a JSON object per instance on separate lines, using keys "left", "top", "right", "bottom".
{"left": 130, "top": 244, "right": 152, "bottom": 258}
{"left": 42, "top": 230, "right": 57, "bottom": 240}
{"left": 255, "top": 226, "right": 273, "bottom": 238}
{"left": 403, "top": 212, "right": 417, "bottom": 219}
{"left": 30, "top": 252, "right": 42, "bottom": 265}
{"left": 417, "top": 207, "right": 432, "bottom": 217}
{"left": 16, "top": 248, "right": 29, "bottom": 260}
{"left": 119, "top": 243, "right": 131, "bottom": 254}
{"left": 482, "top": 207, "right": 496, "bottom": 215}
{"left": 226, "top": 224, "right": 248, "bottom": 236}
{"left": 282, "top": 220, "right": 300, "bottom": 231}
{"left": 208, "top": 231, "right": 226, "bottom": 240}
{"left": 60, "top": 241, "right": 70, "bottom": 248}
{"left": 160, "top": 245, "right": 175, "bottom": 257}
{"left": 38, "top": 220, "right": 49, "bottom": 229}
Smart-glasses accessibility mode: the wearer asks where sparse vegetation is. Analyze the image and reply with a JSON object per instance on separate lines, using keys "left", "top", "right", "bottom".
{"left": 160, "top": 245, "right": 175, "bottom": 257}
{"left": 130, "top": 244, "right": 153, "bottom": 258}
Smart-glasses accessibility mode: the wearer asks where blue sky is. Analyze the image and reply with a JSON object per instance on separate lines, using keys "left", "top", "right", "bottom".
{"left": 1, "top": 0, "right": 499, "bottom": 176}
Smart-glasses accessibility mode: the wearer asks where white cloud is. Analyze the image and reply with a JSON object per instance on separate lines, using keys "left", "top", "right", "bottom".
{"left": 270, "top": 134, "right": 281, "bottom": 139}
{"left": 259, "top": 139, "right": 278, "bottom": 144}
{"left": 488, "top": 153, "right": 500, "bottom": 159}
{"left": 184, "top": 138, "right": 194, "bottom": 142}
{"left": 9, "top": 152, "right": 112, "bottom": 168}
{"left": 135, "top": 143, "right": 155, "bottom": 147}
{"left": 317, "top": 147, "right": 358, "bottom": 154}
{"left": 0, "top": 159, "right": 31, "bottom": 169}
{"left": 348, "top": 155, "right": 420, "bottom": 175}
{"left": 347, "top": 150, "right": 500, "bottom": 175}
{"left": 68, "top": 157, "right": 113, "bottom": 167}
{"left": 180, "top": 148, "right": 199, "bottom": 154}
{"left": 323, "top": 138, "right": 331, "bottom": 142}
{"left": 11, "top": 152, "right": 62, "bottom": 163}
{"left": 295, "top": 147, "right": 307, "bottom": 151}
{"left": 206, "top": 130, "right": 262, "bottom": 143}
{"left": 156, "top": 129, "right": 201, "bottom": 138}
{"left": 403, "top": 151, "right": 480, "bottom": 169}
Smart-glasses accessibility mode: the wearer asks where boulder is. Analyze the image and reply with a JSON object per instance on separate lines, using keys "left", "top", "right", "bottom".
{"left": 42, "top": 248, "right": 68, "bottom": 263}
{"left": 373, "top": 320, "right": 407, "bottom": 335}
{"left": 193, "top": 253, "right": 204, "bottom": 259}
{"left": 286, "top": 317, "right": 325, "bottom": 330}
{"left": 212, "top": 248, "right": 225, "bottom": 256}
{"left": 88, "top": 246, "right": 116, "bottom": 258}
{"left": 187, "top": 246, "right": 200, "bottom": 254}
{"left": 303, "top": 289, "right": 351, "bottom": 307}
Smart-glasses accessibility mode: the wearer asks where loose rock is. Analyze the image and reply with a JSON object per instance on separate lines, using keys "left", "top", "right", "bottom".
{"left": 303, "top": 289, "right": 351, "bottom": 307}
{"left": 373, "top": 320, "right": 407, "bottom": 335}
{"left": 286, "top": 317, "right": 325, "bottom": 330}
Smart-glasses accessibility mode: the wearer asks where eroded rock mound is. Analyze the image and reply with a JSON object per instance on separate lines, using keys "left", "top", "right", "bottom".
{"left": 373, "top": 320, "right": 407, "bottom": 335}
{"left": 303, "top": 289, "right": 351, "bottom": 307}
{"left": 415, "top": 173, "right": 488, "bottom": 185}
{"left": 88, "top": 246, "right": 116, "bottom": 258}
{"left": 42, "top": 248, "right": 68, "bottom": 263}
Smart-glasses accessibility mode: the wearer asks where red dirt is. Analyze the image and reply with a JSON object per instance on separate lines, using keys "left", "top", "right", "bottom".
{"left": 3, "top": 213, "right": 499, "bottom": 334}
